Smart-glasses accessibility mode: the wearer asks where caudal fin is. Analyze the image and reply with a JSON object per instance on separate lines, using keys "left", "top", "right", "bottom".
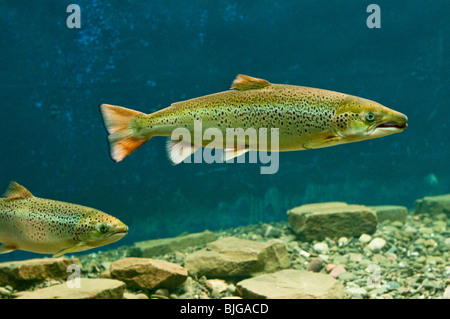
{"left": 99, "top": 104, "right": 147, "bottom": 162}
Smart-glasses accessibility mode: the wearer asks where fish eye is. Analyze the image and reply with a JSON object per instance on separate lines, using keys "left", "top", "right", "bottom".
{"left": 366, "top": 112, "right": 375, "bottom": 122}
{"left": 98, "top": 224, "right": 109, "bottom": 234}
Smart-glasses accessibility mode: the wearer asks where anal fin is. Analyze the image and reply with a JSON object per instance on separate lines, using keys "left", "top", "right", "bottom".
{"left": 223, "top": 147, "right": 249, "bottom": 162}
{"left": 166, "top": 139, "right": 200, "bottom": 165}
{"left": 0, "top": 244, "right": 17, "bottom": 254}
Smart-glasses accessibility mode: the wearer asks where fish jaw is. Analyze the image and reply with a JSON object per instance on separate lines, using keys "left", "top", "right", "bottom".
{"left": 366, "top": 110, "right": 408, "bottom": 139}
{"left": 105, "top": 223, "right": 129, "bottom": 242}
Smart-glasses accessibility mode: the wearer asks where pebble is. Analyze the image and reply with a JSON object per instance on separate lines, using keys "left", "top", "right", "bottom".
{"left": 404, "top": 226, "right": 418, "bottom": 234}
{"left": 424, "top": 239, "right": 437, "bottom": 248}
{"left": 263, "top": 225, "right": 283, "bottom": 238}
{"left": 368, "top": 286, "right": 388, "bottom": 296}
{"left": 359, "top": 234, "right": 372, "bottom": 244}
{"left": 124, "top": 292, "right": 149, "bottom": 299}
{"left": 326, "top": 263, "right": 336, "bottom": 273}
{"left": 0, "top": 287, "right": 13, "bottom": 297}
{"left": 368, "top": 238, "right": 387, "bottom": 252}
{"left": 307, "top": 258, "right": 323, "bottom": 272}
{"left": 329, "top": 266, "right": 346, "bottom": 279}
{"left": 443, "top": 286, "right": 450, "bottom": 299}
{"left": 386, "top": 281, "right": 400, "bottom": 291}
{"left": 313, "top": 242, "right": 329, "bottom": 255}
{"left": 206, "top": 279, "right": 228, "bottom": 294}
{"left": 390, "top": 221, "right": 404, "bottom": 228}
{"left": 337, "top": 272, "right": 358, "bottom": 281}
{"left": 338, "top": 237, "right": 349, "bottom": 247}
{"left": 418, "top": 227, "right": 433, "bottom": 236}
{"left": 345, "top": 287, "right": 367, "bottom": 297}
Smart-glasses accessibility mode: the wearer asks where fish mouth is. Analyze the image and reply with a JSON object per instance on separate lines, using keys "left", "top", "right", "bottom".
{"left": 369, "top": 112, "right": 408, "bottom": 135}
{"left": 375, "top": 121, "right": 408, "bottom": 130}
{"left": 108, "top": 226, "right": 128, "bottom": 238}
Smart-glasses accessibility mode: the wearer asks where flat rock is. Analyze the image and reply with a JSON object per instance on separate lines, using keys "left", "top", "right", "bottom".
{"left": 369, "top": 205, "right": 407, "bottom": 223}
{"left": 0, "top": 258, "right": 82, "bottom": 290}
{"left": 287, "top": 202, "right": 377, "bottom": 241}
{"left": 184, "top": 237, "right": 290, "bottom": 278}
{"left": 130, "top": 230, "right": 216, "bottom": 257}
{"left": 414, "top": 194, "right": 450, "bottom": 216}
{"left": 236, "top": 269, "right": 345, "bottom": 299}
{"left": 16, "top": 278, "right": 125, "bottom": 299}
{"left": 110, "top": 257, "right": 187, "bottom": 290}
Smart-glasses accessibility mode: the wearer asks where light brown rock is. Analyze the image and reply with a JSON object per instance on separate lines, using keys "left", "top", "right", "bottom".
{"left": 369, "top": 205, "right": 407, "bottom": 223}
{"left": 236, "top": 269, "right": 346, "bottom": 299}
{"left": 0, "top": 258, "right": 82, "bottom": 290}
{"left": 415, "top": 194, "right": 450, "bottom": 216}
{"left": 184, "top": 237, "right": 290, "bottom": 278}
{"left": 16, "top": 278, "right": 125, "bottom": 299}
{"left": 287, "top": 202, "right": 377, "bottom": 241}
{"left": 130, "top": 230, "right": 216, "bottom": 257}
{"left": 110, "top": 257, "right": 188, "bottom": 290}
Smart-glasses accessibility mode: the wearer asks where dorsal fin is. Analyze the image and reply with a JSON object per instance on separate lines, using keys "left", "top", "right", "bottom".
{"left": 230, "top": 74, "right": 271, "bottom": 91}
{"left": 3, "top": 182, "right": 33, "bottom": 199}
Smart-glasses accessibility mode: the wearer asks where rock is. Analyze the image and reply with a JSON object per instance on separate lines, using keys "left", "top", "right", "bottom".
{"left": 337, "top": 272, "right": 358, "bottom": 281}
{"left": 0, "top": 258, "right": 82, "bottom": 290}
{"left": 123, "top": 292, "right": 149, "bottom": 299}
{"left": 206, "top": 279, "right": 228, "bottom": 294}
{"left": 154, "top": 288, "right": 169, "bottom": 297}
{"left": 369, "top": 205, "right": 407, "bottom": 223}
{"left": 443, "top": 286, "right": 450, "bottom": 299}
{"left": 307, "top": 258, "right": 323, "bottom": 272}
{"left": 338, "top": 237, "right": 349, "bottom": 247}
{"left": 359, "top": 234, "right": 372, "bottom": 243}
{"left": 236, "top": 269, "right": 345, "bottom": 299}
{"left": 262, "top": 225, "right": 283, "bottom": 238}
{"left": 0, "top": 286, "right": 18, "bottom": 298}
{"left": 424, "top": 239, "right": 437, "bottom": 248}
{"left": 348, "top": 253, "right": 363, "bottom": 262}
{"left": 16, "top": 278, "right": 125, "bottom": 299}
{"left": 345, "top": 287, "right": 367, "bottom": 297}
{"left": 130, "top": 230, "right": 216, "bottom": 257}
{"left": 313, "top": 242, "right": 329, "bottom": 254}
{"left": 184, "top": 237, "right": 290, "bottom": 278}
{"left": 287, "top": 202, "right": 377, "bottom": 241}
{"left": 329, "top": 266, "right": 346, "bottom": 279}
{"left": 110, "top": 257, "right": 188, "bottom": 290}
{"left": 368, "top": 238, "right": 387, "bottom": 252}
{"left": 326, "top": 264, "right": 336, "bottom": 273}
{"left": 414, "top": 194, "right": 450, "bottom": 216}
{"left": 180, "top": 276, "right": 194, "bottom": 295}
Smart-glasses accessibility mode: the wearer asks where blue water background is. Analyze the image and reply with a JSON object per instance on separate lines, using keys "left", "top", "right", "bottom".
{"left": 0, "top": 1, "right": 448, "bottom": 261}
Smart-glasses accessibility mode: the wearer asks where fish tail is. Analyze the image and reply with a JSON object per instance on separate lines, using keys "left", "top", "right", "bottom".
{"left": 99, "top": 104, "right": 148, "bottom": 162}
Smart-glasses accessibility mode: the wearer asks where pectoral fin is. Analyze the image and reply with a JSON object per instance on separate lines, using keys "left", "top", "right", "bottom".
{"left": 303, "top": 136, "right": 341, "bottom": 150}
{"left": 53, "top": 243, "right": 86, "bottom": 258}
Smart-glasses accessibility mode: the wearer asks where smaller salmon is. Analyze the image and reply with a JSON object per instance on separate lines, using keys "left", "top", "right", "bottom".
{"left": 0, "top": 182, "right": 128, "bottom": 257}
